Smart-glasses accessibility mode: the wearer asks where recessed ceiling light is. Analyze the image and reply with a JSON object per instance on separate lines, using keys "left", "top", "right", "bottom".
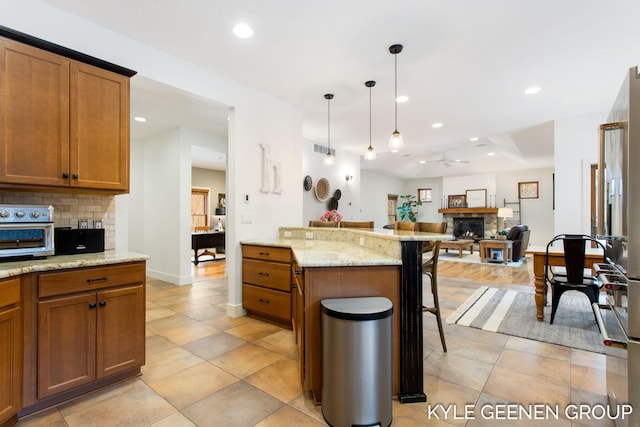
{"left": 524, "top": 86, "right": 541, "bottom": 95}
{"left": 469, "top": 137, "right": 479, "bottom": 141}
{"left": 134, "top": 116, "right": 146, "bottom": 122}
{"left": 488, "top": 152, "right": 495, "bottom": 156}
{"left": 432, "top": 122, "right": 443, "bottom": 128}
{"left": 233, "top": 23, "right": 253, "bottom": 38}
{"left": 395, "top": 95, "right": 409, "bottom": 103}
{"left": 419, "top": 160, "right": 426, "bottom": 164}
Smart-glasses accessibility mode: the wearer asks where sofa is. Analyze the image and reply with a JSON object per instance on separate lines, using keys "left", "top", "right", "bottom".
{"left": 506, "top": 225, "right": 530, "bottom": 261}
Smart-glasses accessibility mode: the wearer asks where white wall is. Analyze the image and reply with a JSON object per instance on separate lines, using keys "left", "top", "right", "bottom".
{"left": 403, "top": 177, "right": 444, "bottom": 222}
{"left": 496, "top": 167, "right": 555, "bottom": 247}
{"left": 443, "top": 173, "right": 498, "bottom": 209}
{"left": 3, "top": 2, "right": 303, "bottom": 317}
{"left": 192, "top": 168, "right": 226, "bottom": 220}
{"left": 302, "top": 141, "right": 361, "bottom": 225}
{"left": 554, "top": 113, "right": 604, "bottom": 235}
{"left": 361, "top": 171, "right": 405, "bottom": 227}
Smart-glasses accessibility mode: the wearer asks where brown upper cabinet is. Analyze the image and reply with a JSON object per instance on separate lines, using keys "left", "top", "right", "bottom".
{"left": 0, "top": 34, "right": 133, "bottom": 193}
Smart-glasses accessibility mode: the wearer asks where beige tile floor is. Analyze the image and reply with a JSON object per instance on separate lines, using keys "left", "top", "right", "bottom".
{"left": 16, "top": 262, "right": 617, "bottom": 427}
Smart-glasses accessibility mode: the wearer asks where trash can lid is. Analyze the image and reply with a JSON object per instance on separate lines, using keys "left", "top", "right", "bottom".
{"left": 321, "top": 297, "right": 393, "bottom": 321}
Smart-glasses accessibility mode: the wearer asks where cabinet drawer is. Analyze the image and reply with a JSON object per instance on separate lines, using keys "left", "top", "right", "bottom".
{"left": 0, "top": 277, "right": 20, "bottom": 307}
{"left": 243, "top": 283, "right": 291, "bottom": 323}
{"left": 38, "top": 263, "right": 145, "bottom": 298}
{"left": 242, "top": 259, "right": 291, "bottom": 292}
{"left": 242, "top": 245, "right": 291, "bottom": 263}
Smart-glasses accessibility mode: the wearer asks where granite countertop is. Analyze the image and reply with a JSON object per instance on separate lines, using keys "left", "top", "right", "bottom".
{"left": 0, "top": 251, "right": 149, "bottom": 279}
{"left": 243, "top": 227, "right": 451, "bottom": 267}
{"left": 270, "top": 239, "right": 401, "bottom": 267}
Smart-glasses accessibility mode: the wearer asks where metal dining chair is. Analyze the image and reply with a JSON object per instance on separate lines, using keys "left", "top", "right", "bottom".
{"left": 544, "top": 234, "right": 606, "bottom": 324}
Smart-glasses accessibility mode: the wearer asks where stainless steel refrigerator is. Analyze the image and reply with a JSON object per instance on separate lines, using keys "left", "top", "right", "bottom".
{"left": 598, "top": 66, "right": 640, "bottom": 427}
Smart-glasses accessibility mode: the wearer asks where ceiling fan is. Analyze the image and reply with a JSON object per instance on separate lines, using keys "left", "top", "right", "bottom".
{"left": 422, "top": 152, "right": 470, "bottom": 167}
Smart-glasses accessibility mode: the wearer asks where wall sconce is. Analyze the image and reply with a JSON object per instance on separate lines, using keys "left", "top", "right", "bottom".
{"left": 345, "top": 174, "right": 353, "bottom": 182}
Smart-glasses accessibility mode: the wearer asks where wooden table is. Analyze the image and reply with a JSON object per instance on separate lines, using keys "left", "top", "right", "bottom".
{"left": 191, "top": 231, "right": 225, "bottom": 265}
{"left": 440, "top": 239, "right": 474, "bottom": 257}
{"left": 479, "top": 239, "right": 513, "bottom": 264}
{"left": 525, "top": 245, "right": 605, "bottom": 321}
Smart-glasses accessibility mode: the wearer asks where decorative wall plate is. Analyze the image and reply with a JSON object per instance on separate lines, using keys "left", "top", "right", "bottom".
{"left": 328, "top": 197, "right": 339, "bottom": 211}
{"left": 314, "top": 178, "right": 331, "bottom": 201}
{"left": 303, "top": 175, "right": 313, "bottom": 191}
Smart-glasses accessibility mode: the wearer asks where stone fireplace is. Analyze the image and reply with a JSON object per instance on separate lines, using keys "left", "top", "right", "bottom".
{"left": 439, "top": 208, "right": 499, "bottom": 239}
{"left": 453, "top": 217, "right": 484, "bottom": 241}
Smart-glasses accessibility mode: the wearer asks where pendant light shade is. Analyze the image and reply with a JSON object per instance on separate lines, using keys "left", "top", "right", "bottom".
{"left": 388, "top": 44, "right": 404, "bottom": 152}
{"left": 323, "top": 93, "right": 335, "bottom": 165}
{"left": 364, "top": 80, "right": 376, "bottom": 160}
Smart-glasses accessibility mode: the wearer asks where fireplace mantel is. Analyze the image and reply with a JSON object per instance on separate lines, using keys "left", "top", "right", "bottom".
{"left": 438, "top": 208, "right": 499, "bottom": 214}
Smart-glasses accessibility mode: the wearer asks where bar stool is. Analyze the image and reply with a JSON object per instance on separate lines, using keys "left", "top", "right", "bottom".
{"left": 422, "top": 240, "right": 447, "bottom": 352}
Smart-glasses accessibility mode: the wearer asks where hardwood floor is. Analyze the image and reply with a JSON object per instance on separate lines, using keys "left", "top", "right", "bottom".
{"left": 189, "top": 254, "right": 534, "bottom": 286}
{"left": 438, "top": 256, "right": 534, "bottom": 286}
{"left": 191, "top": 258, "right": 226, "bottom": 282}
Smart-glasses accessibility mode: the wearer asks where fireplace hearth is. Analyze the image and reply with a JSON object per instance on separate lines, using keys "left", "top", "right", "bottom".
{"left": 453, "top": 217, "right": 484, "bottom": 241}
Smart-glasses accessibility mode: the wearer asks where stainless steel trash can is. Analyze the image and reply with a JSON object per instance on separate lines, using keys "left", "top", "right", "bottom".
{"left": 321, "top": 297, "right": 393, "bottom": 427}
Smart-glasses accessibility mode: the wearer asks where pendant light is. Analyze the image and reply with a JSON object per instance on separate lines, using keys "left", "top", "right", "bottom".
{"left": 389, "top": 44, "right": 404, "bottom": 152}
{"left": 364, "top": 80, "right": 376, "bottom": 160}
{"left": 323, "top": 93, "right": 335, "bottom": 165}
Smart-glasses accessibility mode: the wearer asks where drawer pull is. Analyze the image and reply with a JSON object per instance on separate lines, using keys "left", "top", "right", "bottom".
{"left": 258, "top": 298, "right": 270, "bottom": 304}
{"left": 258, "top": 251, "right": 270, "bottom": 256}
{"left": 99, "top": 300, "right": 107, "bottom": 307}
{"left": 257, "top": 272, "right": 270, "bottom": 277}
{"left": 87, "top": 276, "right": 108, "bottom": 283}
{"left": 89, "top": 302, "right": 97, "bottom": 309}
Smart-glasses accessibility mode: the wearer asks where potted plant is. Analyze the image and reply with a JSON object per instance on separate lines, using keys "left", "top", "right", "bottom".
{"left": 397, "top": 195, "right": 422, "bottom": 222}
{"left": 497, "top": 229, "right": 508, "bottom": 240}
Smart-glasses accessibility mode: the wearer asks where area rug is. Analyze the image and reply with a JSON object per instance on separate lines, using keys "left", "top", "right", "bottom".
{"left": 436, "top": 250, "right": 525, "bottom": 267}
{"left": 446, "top": 286, "right": 625, "bottom": 355}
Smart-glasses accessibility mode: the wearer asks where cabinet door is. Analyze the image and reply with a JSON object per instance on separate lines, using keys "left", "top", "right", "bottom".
{"left": 0, "top": 37, "right": 70, "bottom": 187}
{"left": 69, "top": 61, "right": 129, "bottom": 191}
{"left": 96, "top": 285, "right": 145, "bottom": 378}
{"left": 0, "top": 305, "right": 22, "bottom": 424}
{"left": 37, "top": 293, "right": 96, "bottom": 399}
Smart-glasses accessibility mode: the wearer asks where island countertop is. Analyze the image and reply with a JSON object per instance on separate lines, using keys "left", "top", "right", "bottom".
{"left": 0, "top": 251, "right": 150, "bottom": 279}
{"left": 241, "top": 226, "right": 449, "bottom": 267}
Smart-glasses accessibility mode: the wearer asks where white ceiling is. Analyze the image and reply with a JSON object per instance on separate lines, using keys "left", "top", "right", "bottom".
{"left": 44, "top": 0, "right": 640, "bottom": 178}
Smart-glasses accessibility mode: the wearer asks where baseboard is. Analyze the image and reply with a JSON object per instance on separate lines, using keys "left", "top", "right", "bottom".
{"left": 227, "top": 303, "right": 246, "bottom": 318}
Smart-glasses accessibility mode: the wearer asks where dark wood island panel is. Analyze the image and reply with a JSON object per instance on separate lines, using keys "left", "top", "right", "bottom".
{"left": 300, "top": 264, "right": 401, "bottom": 402}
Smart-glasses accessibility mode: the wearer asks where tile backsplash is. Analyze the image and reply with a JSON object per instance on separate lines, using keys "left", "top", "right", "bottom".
{"left": 0, "top": 191, "right": 116, "bottom": 250}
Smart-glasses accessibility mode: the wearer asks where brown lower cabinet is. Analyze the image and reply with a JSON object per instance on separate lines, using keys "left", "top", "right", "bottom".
{"left": 0, "top": 277, "right": 22, "bottom": 426}
{"left": 36, "top": 284, "right": 145, "bottom": 399}
{"left": 293, "top": 264, "right": 401, "bottom": 403}
{"left": 241, "top": 244, "right": 293, "bottom": 327}
{"left": 20, "top": 261, "right": 146, "bottom": 416}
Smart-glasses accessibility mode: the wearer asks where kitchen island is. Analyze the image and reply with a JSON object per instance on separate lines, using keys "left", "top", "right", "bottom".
{"left": 242, "top": 226, "right": 448, "bottom": 404}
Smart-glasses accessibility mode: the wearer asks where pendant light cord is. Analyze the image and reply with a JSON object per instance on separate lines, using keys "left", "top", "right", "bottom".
{"left": 369, "top": 84, "right": 372, "bottom": 148}
{"left": 394, "top": 53, "right": 398, "bottom": 131}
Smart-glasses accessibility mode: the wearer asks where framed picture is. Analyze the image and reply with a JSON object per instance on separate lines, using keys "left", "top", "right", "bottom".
{"left": 518, "top": 181, "right": 539, "bottom": 199}
{"left": 447, "top": 194, "right": 466, "bottom": 208}
{"left": 93, "top": 219, "right": 103, "bottom": 229}
{"left": 78, "top": 219, "right": 89, "bottom": 230}
{"left": 490, "top": 248, "right": 504, "bottom": 261}
{"left": 418, "top": 188, "right": 432, "bottom": 203}
{"left": 465, "top": 189, "right": 487, "bottom": 208}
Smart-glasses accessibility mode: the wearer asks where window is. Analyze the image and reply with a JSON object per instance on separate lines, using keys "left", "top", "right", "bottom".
{"left": 191, "top": 188, "right": 210, "bottom": 230}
